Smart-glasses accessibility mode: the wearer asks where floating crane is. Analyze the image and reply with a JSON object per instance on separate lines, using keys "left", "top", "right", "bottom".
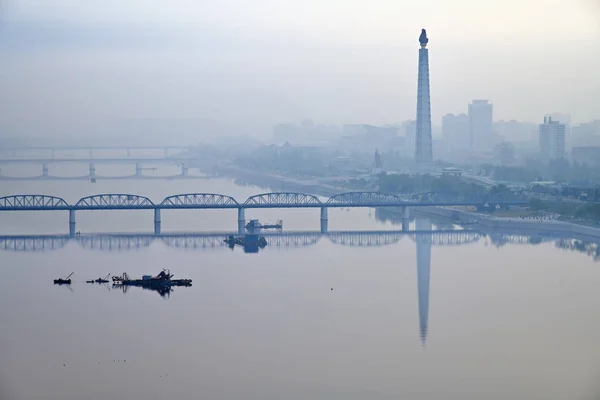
{"left": 245, "top": 219, "right": 283, "bottom": 232}
{"left": 54, "top": 272, "right": 74, "bottom": 285}
{"left": 87, "top": 273, "right": 111, "bottom": 284}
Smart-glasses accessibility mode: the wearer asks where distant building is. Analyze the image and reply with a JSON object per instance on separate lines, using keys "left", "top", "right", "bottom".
{"left": 572, "top": 146, "right": 600, "bottom": 166}
{"left": 373, "top": 149, "right": 383, "bottom": 174}
{"left": 494, "top": 141, "right": 516, "bottom": 166}
{"left": 468, "top": 100, "right": 494, "bottom": 150}
{"left": 339, "top": 124, "right": 399, "bottom": 155}
{"left": 441, "top": 167, "right": 463, "bottom": 177}
{"left": 494, "top": 120, "right": 538, "bottom": 142}
{"left": 273, "top": 120, "right": 340, "bottom": 145}
{"left": 572, "top": 120, "right": 600, "bottom": 146}
{"left": 546, "top": 113, "right": 571, "bottom": 150}
{"left": 539, "top": 117, "right": 566, "bottom": 161}
{"left": 402, "top": 120, "right": 417, "bottom": 157}
{"left": 442, "top": 113, "right": 470, "bottom": 151}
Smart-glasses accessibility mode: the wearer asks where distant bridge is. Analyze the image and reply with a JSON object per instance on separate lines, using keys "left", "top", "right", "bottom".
{"left": 0, "top": 155, "right": 200, "bottom": 180}
{"left": 0, "top": 157, "right": 192, "bottom": 164}
{"left": 0, "top": 145, "right": 190, "bottom": 159}
{"left": 0, "top": 229, "right": 584, "bottom": 254}
{"left": 0, "top": 230, "right": 483, "bottom": 252}
{"left": 0, "top": 191, "right": 529, "bottom": 236}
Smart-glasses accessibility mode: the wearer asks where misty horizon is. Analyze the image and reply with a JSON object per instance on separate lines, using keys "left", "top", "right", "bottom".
{"left": 0, "top": 1, "right": 599, "bottom": 139}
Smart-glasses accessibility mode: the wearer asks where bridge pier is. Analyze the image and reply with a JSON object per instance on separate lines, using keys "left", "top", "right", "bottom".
{"left": 154, "top": 208, "right": 161, "bottom": 235}
{"left": 89, "top": 163, "right": 96, "bottom": 178}
{"left": 402, "top": 206, "right": 410, "bottom": 232}
{"left": 320, "top": 207, "right": 328, "bottom": 233}
{"left": 136, "top": 163, "right": 142, "bottom": 177}
{"left": 69, "top": 209, "right": 76, "bottom": 237}
{"left": 42, "top": 163, "right": 48, "bottom": 177}
{"left": 238, "top": 208, "right": 245, "bottom": 234}
{"left": 181, "top": 164, "right": 188, "bottom": 176}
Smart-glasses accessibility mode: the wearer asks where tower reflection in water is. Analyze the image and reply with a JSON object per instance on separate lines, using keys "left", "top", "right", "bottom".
{"left": 415, "top": 218, "right": 432, "bottom": 345}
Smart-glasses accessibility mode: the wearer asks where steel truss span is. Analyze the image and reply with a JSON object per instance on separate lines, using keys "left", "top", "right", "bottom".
{"left": 75, "top": 194, "right": 154, "bottom": 209}
{"left": 0, "top": 195, "right": 70, "bottom": 210}
{"left": 160, "top": 193, "right": 238, "bottom": 207}
{"left": 244, "top": 192, "right": 322, "bottom": 206}
{"left": 327, "top": 192, "right": 406, "bottom": 206}
{"left": 0, "top": 191, "right": 529, "bottom": 210}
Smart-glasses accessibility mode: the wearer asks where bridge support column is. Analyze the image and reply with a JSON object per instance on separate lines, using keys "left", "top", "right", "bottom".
{"left": 320, "top": 207, "right": 328, "bottom": 233}
{"left": 89, "top": 163, "right": 96, "bottom": 178}
{"left": 181, "top": 164, "right": 188, "bottom": 176}
{"left": 238, "top": 208, "right": 245, "bottom": 234}
{"left": 402, "top": 206, "right": 410, "bottom": 232}
{"left": 154, "top": 208, "right": 161, "bottom": 235}
{"left": 69, "top": 210, "right": 76, "bottom": 237}
{"left": 136, "top": 163, "right": 142, "bottom": 176}
{"left": 42, "top": 163, "right": 48, "bottom": 177}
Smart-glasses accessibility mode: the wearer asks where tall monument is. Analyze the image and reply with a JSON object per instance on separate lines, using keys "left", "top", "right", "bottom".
{"left": 415, "top": 29, "right": 433, "bottom": 164}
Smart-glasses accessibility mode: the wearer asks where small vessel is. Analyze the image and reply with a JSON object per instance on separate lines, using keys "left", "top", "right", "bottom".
{"left": 87, "top": 273, "right": 110, "bottom": 284}
{"left": 54, "top": 272, "right": 74, "bottom": 285}
{"left": 95, "top": 273, "right": 110, "bottom": 283}
{"left": 245, "top": 219, "right": 283, "bottom": 232}
{"left": 112, "top": 269, "right": 192, "bottom": 289}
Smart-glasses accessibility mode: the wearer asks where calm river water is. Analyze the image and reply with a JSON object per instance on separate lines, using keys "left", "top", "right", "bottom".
{"left": 1, "top": 164, "right": 600, "bottom": 400}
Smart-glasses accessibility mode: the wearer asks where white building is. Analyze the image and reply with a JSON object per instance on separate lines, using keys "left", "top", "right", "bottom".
{"left": 539, "top": 117, "right": 566, "bottom": 161}
{"left": 545, "top": 112, "right": 571, "bottom": 151}
{"left": 442, "top": 113, "right": 470, "bottom": 151}
{"left": 468, "top": 100, "right": 493, "bottom": 151}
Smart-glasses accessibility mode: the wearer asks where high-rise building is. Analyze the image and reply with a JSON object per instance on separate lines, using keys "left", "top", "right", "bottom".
{"left": 468, "top": 100, "right": 493, "bottom": 150}
{"left": 415, "top": 29, "right": 433, "bottom": 164}
{"left": 494, "top": 141, "right": 516, "bottom": 165}
{"left": 442, "top": 113, "right": 470, "bottom": 151}
{"left": 545, "top": 113, "right": 571, "bottom": 150}
{"left": 539, "top": 116, "right": 566, "bottom": 161}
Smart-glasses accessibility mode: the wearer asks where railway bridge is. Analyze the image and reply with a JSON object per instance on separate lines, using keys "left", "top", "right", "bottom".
{"left": 0, "top": 191, "right": 529, "bottom": 236}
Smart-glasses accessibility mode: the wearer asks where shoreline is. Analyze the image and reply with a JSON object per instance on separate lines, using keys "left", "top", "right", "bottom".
{"left": 209, "top": 164, "right": 600, "bottom": 240}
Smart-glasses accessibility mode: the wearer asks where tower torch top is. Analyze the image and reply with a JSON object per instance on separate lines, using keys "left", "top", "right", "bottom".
{"left": 419, "top": 29, "right": 428, "bottom": 48}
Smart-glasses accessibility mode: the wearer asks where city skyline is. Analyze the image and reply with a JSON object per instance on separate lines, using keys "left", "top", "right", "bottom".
{"left": 0, "top": 1, "right": 598, "bottom": 139}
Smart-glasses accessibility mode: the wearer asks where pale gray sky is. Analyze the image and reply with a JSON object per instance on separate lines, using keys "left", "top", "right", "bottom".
{"left": 0, "top": 0, "right": 599, "bottom": 138}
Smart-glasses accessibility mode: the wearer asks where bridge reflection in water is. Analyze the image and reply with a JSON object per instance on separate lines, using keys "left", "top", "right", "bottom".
{"left": 1, "top": 226, "right": 597, "bottom": 344}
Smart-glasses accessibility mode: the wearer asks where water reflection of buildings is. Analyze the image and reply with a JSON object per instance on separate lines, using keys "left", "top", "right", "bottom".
{"left": 555, "top": 239, "right": 600, "bottom": 261}
{"left": 3, "top": 227, "right": 600, "bottom": 341}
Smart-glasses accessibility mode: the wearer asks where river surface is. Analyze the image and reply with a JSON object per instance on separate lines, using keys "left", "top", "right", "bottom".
{"left": 1, "top": 166, "right": 600, "bottom": 400}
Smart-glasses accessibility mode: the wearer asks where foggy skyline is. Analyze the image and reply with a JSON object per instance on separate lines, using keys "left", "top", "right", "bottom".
{"left": 1, "top": 0, "right": 599, "bottom": 138}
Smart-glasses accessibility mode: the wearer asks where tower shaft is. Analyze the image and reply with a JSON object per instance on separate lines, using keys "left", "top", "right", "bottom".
{"left": 415, "top": 45, "right": 433, "bottom": 163}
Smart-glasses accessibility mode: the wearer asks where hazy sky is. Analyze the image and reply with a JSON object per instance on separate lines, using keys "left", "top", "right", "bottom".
{"left": 1, "top": 0, "right": 599, "bottom": 138}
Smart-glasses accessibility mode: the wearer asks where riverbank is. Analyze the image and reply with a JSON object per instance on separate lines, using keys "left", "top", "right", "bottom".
{"left": 207, "top": 163, "right": 600, "bottom": 240}
{"left": 415, "top": 206, "right": 600, "bottom": 240}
